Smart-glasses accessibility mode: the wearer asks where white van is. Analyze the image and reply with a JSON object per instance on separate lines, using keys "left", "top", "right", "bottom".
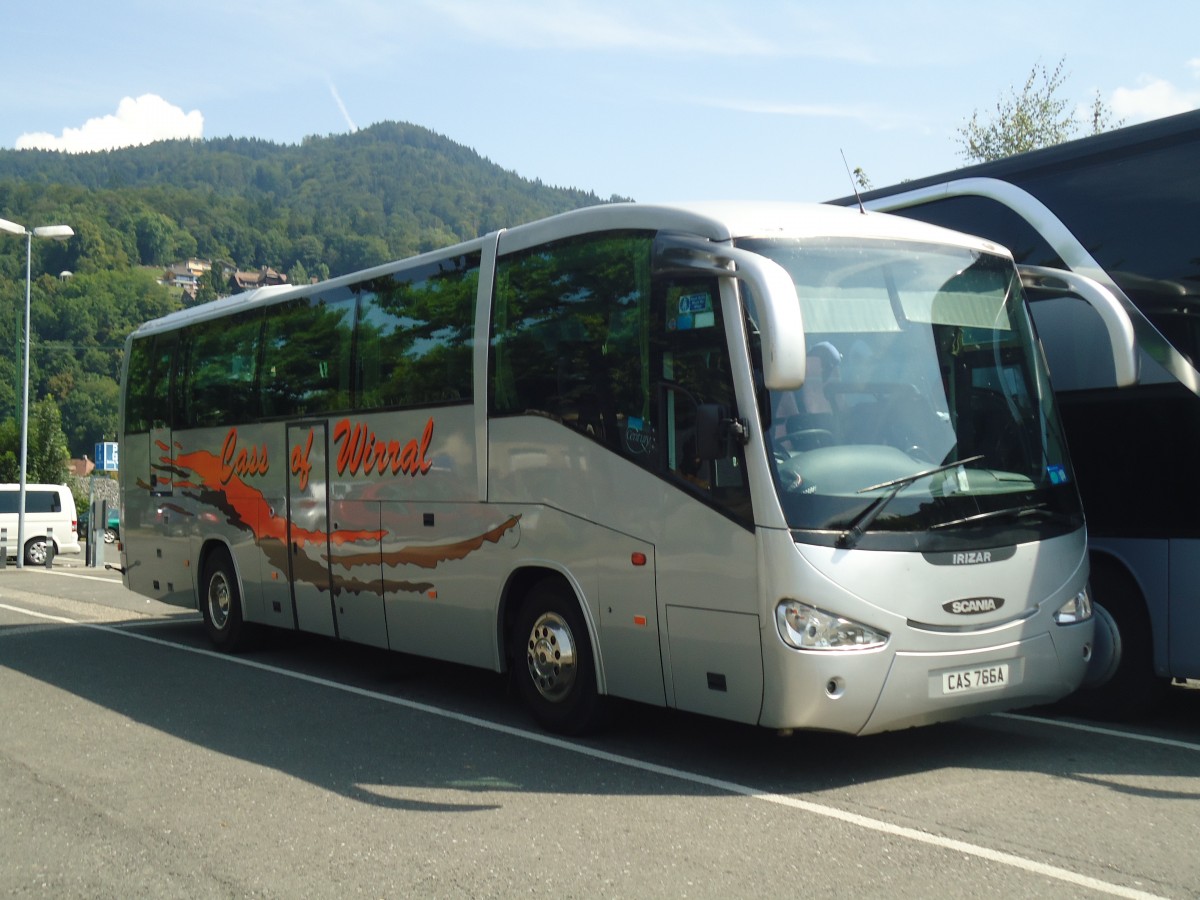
{"left": 0, "top": 483, "right": 82, "bottom": 565}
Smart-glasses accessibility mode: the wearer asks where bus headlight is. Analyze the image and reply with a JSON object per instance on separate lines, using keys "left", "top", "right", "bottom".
{"left": 1054, "top": 587, "right": 1093, "bottom": 625}
{"left": 775, "top": 600, "right": 889, "bottom": 651}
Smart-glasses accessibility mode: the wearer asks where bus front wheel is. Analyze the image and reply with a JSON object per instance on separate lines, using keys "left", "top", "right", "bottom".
{"left": 201, "top": 549, "right": 248, "bottom": 652}
{"left": 512, "top": 581, "right": 606, "bottom": 735}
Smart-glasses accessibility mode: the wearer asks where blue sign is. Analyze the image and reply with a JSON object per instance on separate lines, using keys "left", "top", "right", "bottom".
{"left": 94, "top": 441, "right": 119, "bottom": 472}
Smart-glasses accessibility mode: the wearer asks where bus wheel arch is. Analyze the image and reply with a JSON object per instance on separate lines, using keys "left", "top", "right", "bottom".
{"left": 199, "top": 541, "right": 250, "bottom": 653}
{"left": 1069, "top": 551, "right": 1168, "bottom": 717}
{"left": 504, "top": 569, "right": 607, "bottom": 735}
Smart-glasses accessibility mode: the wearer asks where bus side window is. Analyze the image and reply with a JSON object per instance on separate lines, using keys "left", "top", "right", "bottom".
{"left": 260, "top": 293, "right": 354, "bottom": 418}
{"left": 185, "top": 311, "right": 263, "bottom": 428}
{"left": 125, "top": 332, "right": 176, "bottom": 433}
{"left": 491, "top": 231, "right": 654, "bottom": 455}
{"left": 355, "top": 255, "right": 477, "bottom": 411}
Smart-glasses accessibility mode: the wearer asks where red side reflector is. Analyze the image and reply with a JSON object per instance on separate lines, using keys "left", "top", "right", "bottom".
{"left": 631, "top": 552, "right": 647, "bottom": 566}
{"left": 633, "top": 615, "right": 648, "bottom": 626}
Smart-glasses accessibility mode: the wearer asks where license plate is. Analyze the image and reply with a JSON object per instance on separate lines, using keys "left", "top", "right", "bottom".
{"left": 941, "top": 663, "right": 1010, "bottom": 694}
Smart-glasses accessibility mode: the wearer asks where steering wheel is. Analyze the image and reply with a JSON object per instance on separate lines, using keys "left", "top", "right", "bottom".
{"left": 784, "top": 429, "right": 835, "bottom": 451}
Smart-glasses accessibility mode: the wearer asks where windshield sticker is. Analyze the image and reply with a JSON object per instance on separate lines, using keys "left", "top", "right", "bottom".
{"left": 622, "top": 416, "right": 656, "bottom": 455}
{"left": 1046, "top": 465, "right": 1069, "bottom": 485}
{"left": 669, "top": 292, "right": 715, "bottom": 331}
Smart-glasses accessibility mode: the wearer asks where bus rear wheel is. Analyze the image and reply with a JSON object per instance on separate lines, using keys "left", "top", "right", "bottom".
{"left": 512, "top": 580, "right": 606, "bottom": 735}
{"left": 201, "top": 549, "right": 248, "bottom": 652}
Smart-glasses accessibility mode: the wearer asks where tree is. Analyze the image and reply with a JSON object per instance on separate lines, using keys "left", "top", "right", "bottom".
{"left": 28, "top": 398, "right": 71, "bottom": 484}
{"left": 134, "top": 211, "right": 174, "bottom": 266}
{"left": 193, "top": 264, "right": 226, "bottom": 305}
{"left": 0, "top": 397, "right": 70, "bottom": 484}
{"left": 957, "top": 58, "right": 1123, "bottom": 163}
{"left": 59, "top": 375, "right": 120, "bottom": 458}
{"left": 287, "top": 260, "right": 309, "bottom": 287}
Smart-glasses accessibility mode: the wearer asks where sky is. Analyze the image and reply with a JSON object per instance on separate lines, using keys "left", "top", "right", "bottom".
{"left": 3, "top": 1, "right": 1199, "bottom": 205}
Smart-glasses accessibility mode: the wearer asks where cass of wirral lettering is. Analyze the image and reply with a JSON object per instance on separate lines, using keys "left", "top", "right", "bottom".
{"left": 150, "top": 416, "right": 518, "bottom": 598}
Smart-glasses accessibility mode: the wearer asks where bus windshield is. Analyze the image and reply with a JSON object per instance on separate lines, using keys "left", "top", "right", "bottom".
{"left": 738, "top": 237, "right": 1081, "bottom": 545}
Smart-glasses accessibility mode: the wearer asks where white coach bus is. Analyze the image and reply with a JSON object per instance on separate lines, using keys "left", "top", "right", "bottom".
{"left": 118, "top": 202, "right": 1110, "bottom": 735}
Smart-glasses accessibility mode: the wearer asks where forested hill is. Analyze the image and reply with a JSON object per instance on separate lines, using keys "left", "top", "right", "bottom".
{"left": 0, "top": 121, "right": 626, "bottom": 279}
{"left": 0, "top": 122, "right": 627, "bottom": 462}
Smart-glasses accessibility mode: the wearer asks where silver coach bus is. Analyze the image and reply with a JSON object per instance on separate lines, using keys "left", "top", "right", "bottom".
{"left": 119, "top": 202, "right": 1109, "bottom": 735}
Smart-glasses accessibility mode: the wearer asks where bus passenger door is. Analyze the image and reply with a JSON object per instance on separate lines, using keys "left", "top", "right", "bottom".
{"left": 287, "top": 423, "right": 336, "bottom": 637}
{"left": 131, "top": 424, "right": 193, "bottom": 608}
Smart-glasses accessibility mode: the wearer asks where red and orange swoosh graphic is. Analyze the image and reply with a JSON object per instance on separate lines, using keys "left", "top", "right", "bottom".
{"left": 147, "top": 441, "right": 518, "bottom": 600}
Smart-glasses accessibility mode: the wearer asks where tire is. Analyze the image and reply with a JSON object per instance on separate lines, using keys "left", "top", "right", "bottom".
{"left": 1062, "top": 561, "right": 1168, "bottom": 719}
{"left": 24, "top": 537, "right": 48, "bottom": 566}
{"left": 103, "top": 528, "right": 117, "bottom": 544}
{"left": 512, "top": 580, "right": 606, "bottom": 735}
{"left": 201, "top": 549, "right": 249, "bottom": 652}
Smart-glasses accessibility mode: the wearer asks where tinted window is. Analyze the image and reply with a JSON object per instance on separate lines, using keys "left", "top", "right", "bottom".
{"left": 124, "top": 332, "right": 176, "bottom": 433}
{"left": 178, "top": 310, "right": 264, "bottom": 429}
{"left": 491, "top": 231, "right": 751, "bottom": 522}
{"left": 0, "top": 490, "right": 60, "bottom": 514}
{"left": 491, "top": 232, "right": 654, "bottom": 455}
{"left": 260, "top": 293, "right": 355, "bottom": 418}
{"left": 356, "top": 253, "right": 478, "bottom": 410}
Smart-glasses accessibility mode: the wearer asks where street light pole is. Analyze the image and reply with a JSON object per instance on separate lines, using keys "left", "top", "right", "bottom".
{"left": 0, "top": 217, "right": 73, "bottom": 568}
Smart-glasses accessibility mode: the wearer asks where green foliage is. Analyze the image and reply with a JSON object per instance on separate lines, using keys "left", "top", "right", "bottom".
{"left": 59, "top": 375, "right": 121, "bottom": 455}
{"left": 957, "top": 58, "right": 1124, "bottom": 163}
{"left": 0, "top": 419, "right": 16, "bottom": 483}
{"left": 0, "top": 398, "right": 70, "bottom": 483}
{"left": 29, "top": 398, "right": 70, "bottom": 484}
{"left": 0, "top": 121, "right": 624, "bottom": 457}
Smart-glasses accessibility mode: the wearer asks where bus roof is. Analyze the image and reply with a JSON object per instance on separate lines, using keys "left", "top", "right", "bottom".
{"left": 493, "top": 201, "right": 1009, "bottom": 253}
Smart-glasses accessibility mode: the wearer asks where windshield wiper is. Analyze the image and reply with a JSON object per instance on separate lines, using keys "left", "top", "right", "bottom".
{"left": 837, "top": 455, "right": 985, "bottom": 549}
{"left": 929, "top": 502, "right": 1050, "bottom": 531}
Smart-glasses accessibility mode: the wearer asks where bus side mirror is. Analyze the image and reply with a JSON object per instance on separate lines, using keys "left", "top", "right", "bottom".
{"left": 653, "top": 232, "right": 807, "bottom": 390}
{"left": 1019, "top": 265, "right": 1139, "bottom": 388}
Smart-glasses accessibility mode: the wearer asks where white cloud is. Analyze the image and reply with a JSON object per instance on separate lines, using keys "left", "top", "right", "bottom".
{"left": 15, "top": 94, "right": 203, "bottom": 153}
{"left": 1110, "top": 68, "right": 1200, "bottom": 123}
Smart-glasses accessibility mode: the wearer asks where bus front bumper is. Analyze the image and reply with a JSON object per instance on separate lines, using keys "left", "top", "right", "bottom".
{"left": 761, "top": 625, "right": 1093, "bottom": 735}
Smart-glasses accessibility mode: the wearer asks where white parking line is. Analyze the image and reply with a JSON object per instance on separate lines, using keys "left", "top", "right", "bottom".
{"left": 6, "top": 567, "right": 124, "bottom": 585}
{"left": 999, "top": 712, "right": 1200, "bottom": 753}
{"left": 0, "top": 601, "right": 1173, "bottom": 900}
